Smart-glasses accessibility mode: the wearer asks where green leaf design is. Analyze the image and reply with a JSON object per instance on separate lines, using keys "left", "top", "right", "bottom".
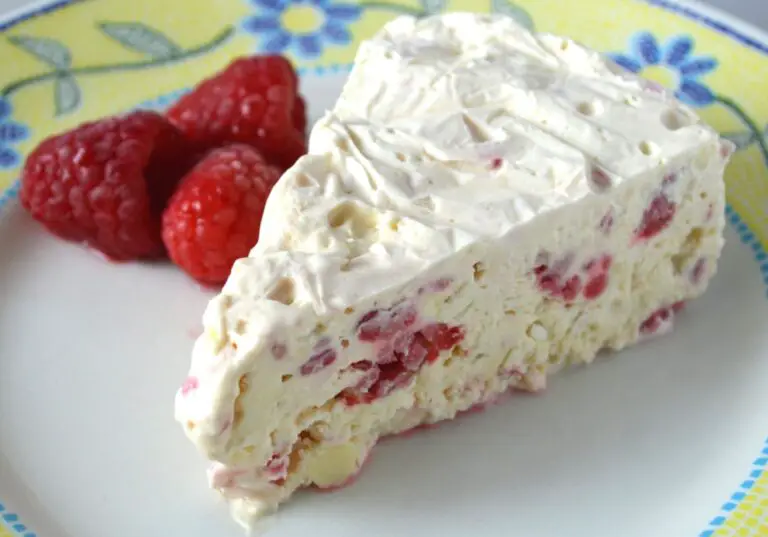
{"left": 491, "top": 0, "right": 535, "bottom": 31}
{"left": 98, "top": 21, "right": 182, "bottom": 59}
{"left": 54, "top": 74, "right": 81, "bottom": 116}
{"left": 8, "top": 35, "right": 72, "bottom": 69}
{"left": 722, "top": 126, "right": 768, "bottom": 151}
{"left": 722, "top": 131, "right": 755, "bottom": 151}
{"left": 419, "top": 0, "right": 446, "bottom": 15}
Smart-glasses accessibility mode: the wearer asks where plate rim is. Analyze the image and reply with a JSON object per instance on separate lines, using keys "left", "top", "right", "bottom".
{"left": 0, "top": 1, "right": 767, "bottom": 537}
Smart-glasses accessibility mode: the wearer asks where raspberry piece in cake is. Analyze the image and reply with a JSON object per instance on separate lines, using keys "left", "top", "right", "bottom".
{"left": 175, "top": 13, "right": 731, "bottom": 529}
{"left": 299, "top": 347, "right": 337, "bottom": 376}
{"left": 635, "top": 191, "right": 677, "bottom": 240}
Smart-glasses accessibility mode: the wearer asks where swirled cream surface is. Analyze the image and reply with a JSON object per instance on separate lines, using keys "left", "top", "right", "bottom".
{"left": 252, "top": 12, "right": 716, "bottom": 307}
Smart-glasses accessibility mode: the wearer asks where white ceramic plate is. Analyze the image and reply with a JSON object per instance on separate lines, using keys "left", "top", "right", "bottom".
{"left": 1, "top": 1, "right": 767, "bottom": 536}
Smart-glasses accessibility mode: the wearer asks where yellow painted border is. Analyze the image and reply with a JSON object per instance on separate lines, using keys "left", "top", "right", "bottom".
{"left": 0, "top": 1, "right": 766, "bottom": 536}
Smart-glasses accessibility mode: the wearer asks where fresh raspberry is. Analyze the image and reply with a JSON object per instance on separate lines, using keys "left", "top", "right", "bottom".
{"left": 19, "top": 111, "right": 191, "bottom": 260}
{"left": 165, "top": 55, "right": 307, "bottom": 170}
{"left": 284, "top": 63, "right": 308, "bottom": 136}
{"left": 162, "top": 144, "right": 282, "bottom": 284}
{"left": 293, "top": 95, "right": 308, "bottom": 136}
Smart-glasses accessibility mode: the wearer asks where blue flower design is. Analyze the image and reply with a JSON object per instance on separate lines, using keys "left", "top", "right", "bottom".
{"left": 0, "top": 98, "right": 29, "bottom": 170}
{"left": 243, "top": 0, "right": 362, "bottom": 59}
{"left": 610, "top": 33, "right": 718, "bottom": 107}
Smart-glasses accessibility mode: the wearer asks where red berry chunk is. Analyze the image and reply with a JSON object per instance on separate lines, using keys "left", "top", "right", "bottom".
{"left": 590, "top": 166, "right": 613, "bottom": 190}
{"left": 370, "top": 361, "right": 415, "bottom": 398}
{"left": 161, "top": 144, "right": 282, "bottom": 285}
{"left": 705, "top": 203, "right": 715, "bottom": 222}
{"left": 264, "top": 452, "right": 289, "bottom": 485}
{"left": 639, "top": 308, "right": 671, "bottom": 335}
{"left": 635, "top": 192, "right": 676, "bottom": 240}
{"left": 20, "top": 111, "right": 192, "bottom": 260}
{"left": 341, "top": 305, "right": 465, "bottom": 405}
{"left": 420, "top": 323, "right": 465, "bottom": 361}
{"left": 357, "top": 304, "right": 417, "bottom": 342}
{"left": 582, "top": 254, "right": 613, "bottom": 300}
{"left": 639, "top": 302, "right": 685, "bottom": 335}
{"left": 534, "top": 261, "right": 582, "bottom": 302}
{"left": 583, "top": 255, "right": 612, "bottom": 274}
{"left": 535, "top": 252, "right": 614, "bottom": 301}
{"left": 583, "top": 274, "right": 608, "bottom": 300}
{"left": 166, "top": 55, "right": 307, "bottom": 170}
{"left": 561, "top": 275, "right": 583, "bottom": 301}
{"left": 181, "top": 376, "right": 199, "bottom": 396}
{"left": 662, "top": 172, "right": 678, "bottom": 187}
{"left": 418, "top": 277, "right": 452, "bottom": 295}
{"left": 265, "top": 452, "right": 288, "bottom": 475}
{"left": 691, "top": 258, "right": 707, "bottom": 284}
{"left": 346, "top": 361, "right": 378, "bottom": 389}
{"left": 300, "top": 347, "right": 337, "bottom": 376}
{"left": 271, "top": 342, "right": 287, "bottom": 359}
{"left": 719, "top": 141, "right": 734, "bottom": 160}
{"left": 599, "top": 209, "right": 615, "bottom": 234}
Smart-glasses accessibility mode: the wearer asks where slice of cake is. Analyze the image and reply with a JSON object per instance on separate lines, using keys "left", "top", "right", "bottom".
{"left": 175, "top": 12, "right": 733, "bottom": 527}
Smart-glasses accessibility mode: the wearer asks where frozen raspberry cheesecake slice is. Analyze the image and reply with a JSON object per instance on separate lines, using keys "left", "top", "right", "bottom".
{"left": 175, "top": 13, "right": 733, "bottom": 527}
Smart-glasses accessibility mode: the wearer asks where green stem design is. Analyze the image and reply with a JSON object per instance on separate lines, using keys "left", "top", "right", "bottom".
{"left": 0, "top": 25, "right": 235, "bottom": 99}
{"left": 358, "top": 1, "right": 425, "bottom": 16}
{"left": 716, "top": 94, "right": 768, "bottom": 167}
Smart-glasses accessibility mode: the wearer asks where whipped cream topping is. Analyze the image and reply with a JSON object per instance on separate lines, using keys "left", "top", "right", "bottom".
{"left": 254, "top": 12, "right": 716, "bottom": 307}
{"left": 176, "top": 12, "right": 721, "bottom": 457}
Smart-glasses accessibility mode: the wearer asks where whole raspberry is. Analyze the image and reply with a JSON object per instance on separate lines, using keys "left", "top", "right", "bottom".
{"left": 293, "top": 95, "right": 308, "bottom": 136}
{"left": 165, "top": 55, "right": 307, "bottom": 171}
{"left": 162, "top": 144, "right": 282, "bottom": 284}
{"left": 19, "top": 111, "right": 191, "bottom": 260}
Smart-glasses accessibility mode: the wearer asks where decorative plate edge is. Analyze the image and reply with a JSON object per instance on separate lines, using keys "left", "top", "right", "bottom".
{"left": 0, "top": 502, "right": 36, "bottom": 537}
{"left": 643, "top": 0, "right": 768, "bottom": 53}
{"left": 0, "top": 1, "right": 767, "bottom": 536}
{"left": 0, "top": 0, "right": 71, "bottom": 32}
{"left": 700, "top": 432, "right": 768, "bottom": 536}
